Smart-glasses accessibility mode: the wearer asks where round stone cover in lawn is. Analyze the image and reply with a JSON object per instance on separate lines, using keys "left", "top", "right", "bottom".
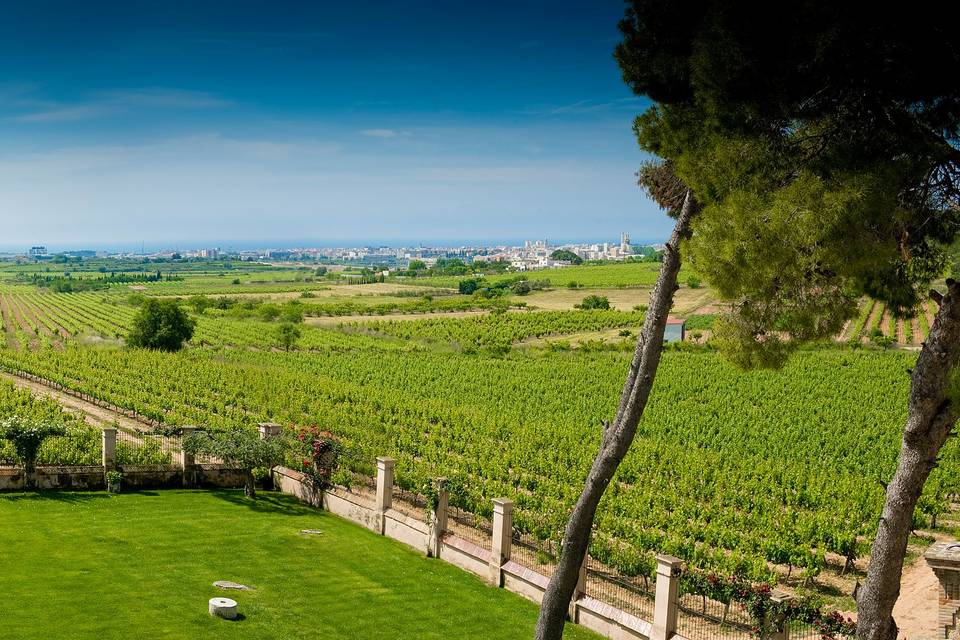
{"left": 209, "top": 597, "right": 238, "bottom": 620}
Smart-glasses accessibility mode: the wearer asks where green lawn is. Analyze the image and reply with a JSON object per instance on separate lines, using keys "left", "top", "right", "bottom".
{"left": 0, "top": 490, "right": 597, "bottom": 639}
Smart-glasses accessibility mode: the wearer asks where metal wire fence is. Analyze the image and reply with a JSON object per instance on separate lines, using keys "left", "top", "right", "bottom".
{"left": 392, "top": 486, "right": 430, "bottom": 523}
{"left": 446, "top": 505, "right": 493, "bottom": 551}
{"left": 788, "top": 621, "right": 825, "bottom": 640}
{"left": 676, "top": 592, "right": 754, "bottom": 640}
{"left": 584, "top": 555, "right": 656, "bottom": 622}
{"left": 115, "top": 429, "right": 177, "bottom": 465}
{"left": 510, "top": 530, "right": 559, "bottom": 578}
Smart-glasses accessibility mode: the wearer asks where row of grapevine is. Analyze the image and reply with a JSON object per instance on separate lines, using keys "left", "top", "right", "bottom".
{"left": 352, "top": 310, "right": 645, "bottom": 348}
{"left": 844, "top": 298, "right": 934, "bottom": 346}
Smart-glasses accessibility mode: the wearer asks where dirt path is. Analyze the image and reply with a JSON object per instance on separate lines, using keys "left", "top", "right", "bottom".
{"left": 894, "top": 553, "right": 940, "bottom": 639}
{"left": 864, "top": 303, "right": 884, "bottom": 339}
{"left": 1, "top": 372, "right": 150, "bottom": 432}
{"left": 0, "top": 295, "right": 15, "bottom": 348}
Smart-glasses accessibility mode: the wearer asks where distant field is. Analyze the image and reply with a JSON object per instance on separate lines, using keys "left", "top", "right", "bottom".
{"left": 521, "top": 285, "right": 714, "bottom": 313}
{"left": 350, "top": 309, "right": 646, "bottom": 348}
{"left": 402, "top": 261, "right": 692, "bottom": 289}
{"left": 0, "top": 288, "right": 414, "bottom": 352}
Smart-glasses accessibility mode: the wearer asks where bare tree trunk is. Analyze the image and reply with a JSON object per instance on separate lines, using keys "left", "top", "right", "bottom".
{"left": 534, "top": 193, "right": 696, "bottom": 640}
{"left": 245, "top": 470, "right": 257, "bottom": 499}
{"left": 25, "top": 458, "right": 35, "bottom": 490}
{"left": 857, "top": 280, "right": 960, "bottom": 640}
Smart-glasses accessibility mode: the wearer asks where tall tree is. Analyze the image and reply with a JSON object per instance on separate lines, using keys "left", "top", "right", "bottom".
{"left": 536, "top": 175, "right": 695, "bottom": 639}
{"left": 126, "top": 298, "right": 196, "bottom": 352}
{"left": 536, "top": 2, "right": 960, "bottom": 639}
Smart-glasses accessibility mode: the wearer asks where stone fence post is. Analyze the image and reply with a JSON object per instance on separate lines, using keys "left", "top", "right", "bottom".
{"left": 428, "top": 478, "right": 449, "bottom": 558}
{"left": 926, "top": 541, "right": 960, "bottom": 639}
{"left": 101, "top": 427, "right": 116, "bottom": 471}
{"left": 489, "top": 498, "right": 513, "bottom": 586}
{"left": 257, "top": 422, "right": 282, "bottom": 439}
{"left": 652, "top": 554, "right": 682, "bottom": 640}
{"left": 179, "top": 426, "right": 195, "bottom": 487}
{"left": 568, "top": 550, "right": 590, "bottom": 621}
{"left": 375, "top": 457, "right": 395, "bottom": 534}
{"left": 767, "top": 592, "right": 793, "bottom": 640}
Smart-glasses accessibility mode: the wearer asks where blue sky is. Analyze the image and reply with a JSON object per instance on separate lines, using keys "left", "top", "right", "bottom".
{"left": 0, "top": 0, "right": 666, "bottom": 251}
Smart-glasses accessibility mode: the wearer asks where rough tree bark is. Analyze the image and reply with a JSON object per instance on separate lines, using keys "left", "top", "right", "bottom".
{"left": 534, "top": 192, "right": 697, "bottom": 640}
{"left": 857, "top": 280, "right": 960, "bottom": 640}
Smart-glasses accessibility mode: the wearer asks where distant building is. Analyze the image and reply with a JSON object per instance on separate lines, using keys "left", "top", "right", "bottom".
{"left": 620, "top": 232, "right": 630, "bottom": 254}
{"left": 664, "top": 318, "right": 685, "bottom": 343}
{"left": 28, "top": 246, "right": 47, "bottom": 257}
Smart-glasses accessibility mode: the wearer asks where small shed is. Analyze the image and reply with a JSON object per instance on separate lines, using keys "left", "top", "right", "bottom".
{"left": 664, "top": 318, "right": 685, "bottom": 343}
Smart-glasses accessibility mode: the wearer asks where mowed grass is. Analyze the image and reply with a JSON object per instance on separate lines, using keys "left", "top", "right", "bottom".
{"left": 0, "top": 490, "right": 598, "bottom": 640}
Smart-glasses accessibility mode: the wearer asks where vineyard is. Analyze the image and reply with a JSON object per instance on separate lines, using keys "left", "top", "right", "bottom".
{"left": 0, "top": 265, "right": 952, "bottom": 606}
{"left": 0, "top": 288, "right": 415, "bottom": 352}
{"left": 0, "top": 379, "right": 168, "bottom": 465}
{"left": 0, "top": 337, "right": 946, "bottom": 593}
{"left": 349, "top": 310, "right": 645, "bottom": 349}
{"left": 839, "top": 298, "right": 939, "bottom": 347}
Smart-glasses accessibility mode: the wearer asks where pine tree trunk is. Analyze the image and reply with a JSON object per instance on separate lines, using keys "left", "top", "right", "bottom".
{"left": 856, "top": 281, "right": 960, "bottom": 640}
{"left": 534, "top": 193, "right": 696, "bottom": 640}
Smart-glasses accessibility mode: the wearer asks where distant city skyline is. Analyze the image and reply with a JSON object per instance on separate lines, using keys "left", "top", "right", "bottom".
{"left": 0, "top": 232, "right": 666, "bottom": 256}
{"left": 0, "top": 1, "right": 668, "bottom": 246}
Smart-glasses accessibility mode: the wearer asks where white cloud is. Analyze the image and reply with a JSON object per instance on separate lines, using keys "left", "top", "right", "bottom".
{"left": 360, "top": 128, "right": 411, "bottom": 138}
{"left": 9, "top": 104, "right": 112, "bottom": 123}
{"left": 100, "top": 88, "right": 230, "bottom": 109}
{"left": 518, "top": 97, "right": 647, "bottom": 117}
{"left": 5, "top": 88, "right": 230, "bottom": 123}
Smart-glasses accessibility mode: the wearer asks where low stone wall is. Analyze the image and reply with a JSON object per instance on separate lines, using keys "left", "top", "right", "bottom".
{"left": 440, "top": 534, "right": 491, "bottom": 579}
{"left": 323, "top": 485, "right": 379, "bottom": 531}
{"left": 196, "top": 464, "right": 250, "bottom": 489}
{"left": 121, "top": 465, "right": 183, "bottom": 489}
{"left": 0, "top": 464, "right": 249, "bottom": 492}
{"left": 0, "top": 465, "right": 105, "bottom": 491}
{"left": 272, "top": 466, "right": 323, "bottom": 507}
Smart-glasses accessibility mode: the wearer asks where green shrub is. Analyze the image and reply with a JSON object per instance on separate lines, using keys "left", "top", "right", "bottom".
{"left": 575, "top": 295, "right": 610, "bottom": 310}
{"left": 106, "top": 470, "right": 123, "bottom": 494}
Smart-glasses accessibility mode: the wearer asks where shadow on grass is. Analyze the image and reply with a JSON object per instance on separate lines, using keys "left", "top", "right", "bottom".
{"left": 208, "top": 489, "right": 319, "bottom": 517}
{"left": 0, "top": 490, "right": 114, "bottom": 504}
